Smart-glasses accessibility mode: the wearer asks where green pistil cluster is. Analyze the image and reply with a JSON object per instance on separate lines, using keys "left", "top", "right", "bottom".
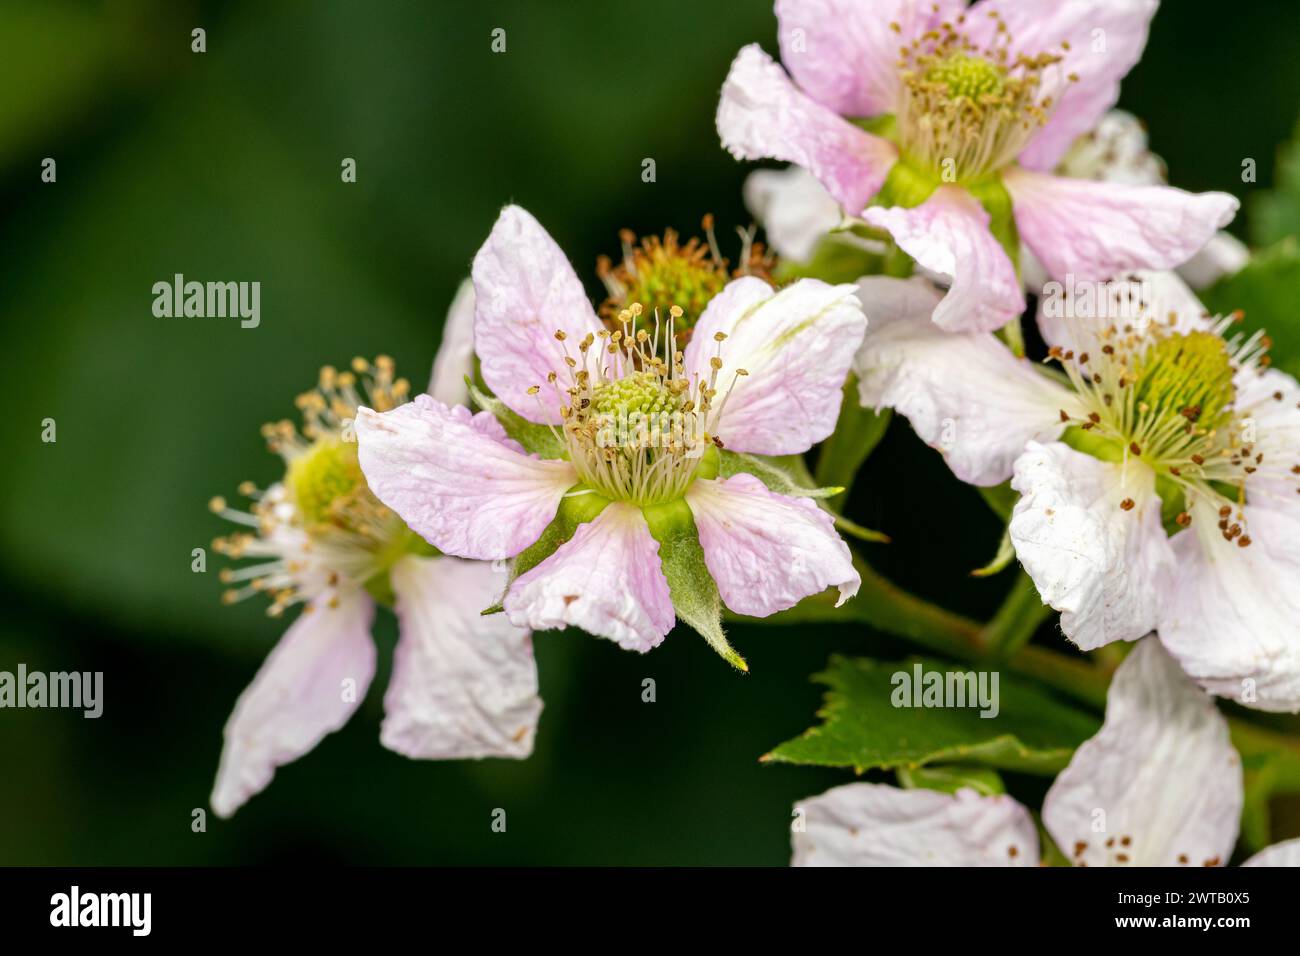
{"left": 1131, "top": 332, "right": 1237, "bottom": 440}
{"left": 591, "top": 370, "right": 683, "bottom": 419}
{"left": 287, "top": 438, "right": 365, "bottom": 527}
{"left": 925, "top": 53, "right": 1005, "bottom": 100}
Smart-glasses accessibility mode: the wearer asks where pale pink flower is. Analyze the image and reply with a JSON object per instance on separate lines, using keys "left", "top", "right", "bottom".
{"left": 208, "top": 293, "right": 541, "bottom": 819}
{"left": 792, "top": 638, "right": 1299, "bottom": 867}
{"left": 355, "top": 205, "right": 865, "bottom": 669}
{"left": 717, "top": 0, "right": 1238, "bottom": 332}
{"left": 853, "top": 271, "right": 1300, "bottom": 710}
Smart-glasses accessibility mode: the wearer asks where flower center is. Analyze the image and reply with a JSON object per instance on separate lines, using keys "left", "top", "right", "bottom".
{"left": 537, "top": 303, "right": 743, "bottom": 506}
{"left": 211, "top": 356, "right": 431, "bottom": 615}
{"left": 1053, "top": 324, "right": 1262, "bottom": 543}
{"left": 893, "top": 14, "right": 1067, "bottom": 182}
{"left": 597, "top": 218, "right": 772, "bottom": 342}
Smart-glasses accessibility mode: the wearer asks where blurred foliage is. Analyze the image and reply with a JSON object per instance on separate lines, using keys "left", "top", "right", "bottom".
{"left": 2, "top": 0, "right": 1300, "bottom": 864}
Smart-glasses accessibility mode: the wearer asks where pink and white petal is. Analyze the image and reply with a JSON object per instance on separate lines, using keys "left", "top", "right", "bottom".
{"left": 503, "top": 502, "right": 674, "bottom": 653}
{"left": 792, "top": 783, "right": 1039, "bottom": 867}
{"left": 210, "top": 590, "right": 376, "bottom": 818}
{"left": 1009, "top": 442, "right": 1172, "bottom": 650}
{"left": 381, "top": 555, "right": 542, "bottom": 760}
{"left": 964, "top": 0, "right": 1158, "bottom": 171}
{"left": 856, "top": 277, "right": 1077, "bottom": 485}
{"left": 1034, "top": 269, "right": 1212, "bottom": 357}
{"left": 683, "top": 277, "right": 866, "bottom": 455}
{"left": 471, "top": 205, "right": 604, "bottom": 424}
{"left": 1243, "top": 839, "right": 1300, "bottom": 867}
{"left": 1235, "top": 367, "right": 1300, "bottom": 503}
{"left": 1043, "top": 637, "right": 1242, "bottom": 867}
{"left": 743, "top": 166, "right": 844, "bottom": 262}
{"left": 356, "top": 395, "right": 577, "bottom": 561}
{"left": 774, "top": 0, "right": 964, "bottom": 118}
{"left": 1159, "top": 496, "right": 1300, "bottom": 712}
{"left": 862, "top": 187, "right": 1024, "bottom": 333}
{"left": 717, "top": 44, "right": 899, "bottom": 215}
{"left": 1179, "top": 232, "right": 1249, "bottom": 289}
{"left": 1055, "top": 110, "right": 1166, "bottom": 186}
{"left": 686, "top": 474, "right": 858, "bottom": 616}
{"left": 427, "top": 279, "right": 477, "bottom": 407}
{"left": 1005, "top": 168, "right": 1239, "bottom": 283}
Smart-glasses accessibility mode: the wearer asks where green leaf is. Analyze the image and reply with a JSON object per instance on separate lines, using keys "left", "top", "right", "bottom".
{"left": 1250, "top": 118, "right": 1300, "bottom": 247}
{"left": 1241, "top": 753, "right": 1282, "bottom": 852}
{"left": 896, "top": 764, "right": 1005, "bottom": 797}
{"left": 1201, "top": 239, "right": 1300, "bottom": 379}
{"left": 643, "top": 498, "right": 747, "bottom": 671}
{"left": 468, "top": 381, "right": 567, "bottom": 459}
{"left": 764, "top": 654, "right": 1099, "bottom": 775}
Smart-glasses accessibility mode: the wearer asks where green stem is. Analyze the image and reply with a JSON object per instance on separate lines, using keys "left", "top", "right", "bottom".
{"left": 813, "top": 378, "right": 891, "bottom": 512}
{"left": 982, "top": 569, "right": 1052, "bottom": 659}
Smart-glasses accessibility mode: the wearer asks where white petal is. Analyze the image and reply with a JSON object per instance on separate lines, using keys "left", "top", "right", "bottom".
{"left": 1159, "top": 495, "right": 1300, "bottom": 712}
{"left": 717, "top": 44, "right": 898, "bottom": 215}
{"left": 792, "top": 783, "right": 1039, "bottom": 867}
{"left": 210, "top": 591, "right": 376, "bottom": 818}
{"left": 854, "top": 277, "right": 1076, "bottom": 486}
{"left": 1043, "top": 637, "right": 1242, "bottom": 867}
{"left": 355, "top": 396, "right": 577, "bottom": 561}
{"left": 503, "top": 502, "right": 675, "bottom": 653}
{"left": 743, "top": 165, "right": 843, "bottom": 263}
{"left": 683, "top": 277, "right": 866, "bottom": 455}
{"left": 1243, "top": 838, "right": 1300, "bottom": 867}
{"left": 381, "top": 556, "right": 542, "bottom": 760}
{"left": 1034, "top": 269, "right": 1211, "bottom": 356}
{"left": 471, "top": 205, "right": 604, "bottom": 424}
{"left": 862, "top": 187, "right": 1024, "bottom": 333}
{"left": 686, "top": 474, "right": 859, "bottom": 617}
{"left": 1178, "top": 232, "right": 1249, "bottom": 289}
{"left": 427, "top": 279, "right": 477, "bottom": 407}
{"left": 1010, "top": 442, "right": 1172, "bottom": 650}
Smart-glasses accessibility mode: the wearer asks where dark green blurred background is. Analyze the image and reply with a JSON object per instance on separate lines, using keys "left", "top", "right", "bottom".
{"left": 2, "top": 0, "right": 1297, "bottom": 864}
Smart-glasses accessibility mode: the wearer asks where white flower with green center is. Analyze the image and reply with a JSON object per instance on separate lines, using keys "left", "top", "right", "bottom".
{"left": 207, "top": 295, "right": 542, "bottom": 818}
{"left": 717, "top": 0, "right": 1238, "bottom": 332}
{"left": 792, "top": 638, "right": 1300, "bottom": 867}
{"left": 853, "top": 271, "right": 1300, "bottom": 710}
{"left": 354, "top": 205, "right": 866, "bottom": 670}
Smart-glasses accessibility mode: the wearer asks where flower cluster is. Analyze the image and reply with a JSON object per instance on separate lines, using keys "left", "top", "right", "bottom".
{"left": 197, "top": 0, "right": 1300, "bottom": 869}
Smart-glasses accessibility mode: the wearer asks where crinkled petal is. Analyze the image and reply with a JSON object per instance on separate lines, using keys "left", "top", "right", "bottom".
{"left": 717, "top": 44, "right": 898, "bottom": 215}
{"left": 1010, "top": 441, "right": 1172, "bottom": 650}
{"left": 792, "top": 782, "right": 1039, "bottom": 867}
{"left": 964, "top": 0, "right": 1158, "bottom": 171}
{"left": 381, "top": 555, "right": 542, "bottom": 760}
{"left": 1043, "top": 637, "right": 1242, "bottom": 867}
{"left": 1006, "top": 168, "right": 1239, "bottom": 283}
{"left": 1034, "top": 269, "right": 1212, "bottom": 357}
{"left": 683, "top": 276, "right": 866, "bottom": 455}
{"left": 855, "top": 276, "right": 1076, "bottom": 486}
{"left": 1159, "top": 496, "right": 1300, "bottom": 712}
{"left": 774, "top": 0, "right": 964, "bottom": 118}
{"left": 686, "top": 473, "right": 858, "bottom": 616}
{"left": 743, "top": 165, "right": 844, "bottom": 262}
{"left": 1244, "top": 839, "right": 1300, "bottom": 867}
{"left": 356, "top": 394, "right": 577, "bottom": 561}
{"left": 504, "top": 502, "right": 674, "bottom": 653}
{"left": 471, "top": 205, "right": 604, "bottom": 424}
{"left": 211, "top": 590, "right": 376, "bottom": 818}
{"left": 863, "top": 187, "right": 1024, "bottom": 333}
{"left": 427, "top": 278, "right": 477, "bottom": 407}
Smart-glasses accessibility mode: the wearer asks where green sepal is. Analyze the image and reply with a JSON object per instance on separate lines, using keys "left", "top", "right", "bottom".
{"left": 480, "top": 488, "right": 610, "bottom": 614}
{"left": 642, "top": 497, "right": 748, "bottom": 672}
{"left": 976, "top": 481, "right": 1018, "bottom": 522}
{"left": 971, "top": 527, "right": 1015, "bottom": 578}
{"left": 897, "top": 763, "right": 1006, "bottom": 797}
{"left": 363, "top": 528, "right": 439, "bottom": 608}
{"left": 966, "top": 174, "right": 1020, "bottom": 278}
{"left": 875, "top": 159, "right": 940, "bottom": 210}
{"left": 467, "top": 379, "right": 566, "bottom": 459}
{"left": 774, "top": 238, "right": 885, "bottom": 285}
